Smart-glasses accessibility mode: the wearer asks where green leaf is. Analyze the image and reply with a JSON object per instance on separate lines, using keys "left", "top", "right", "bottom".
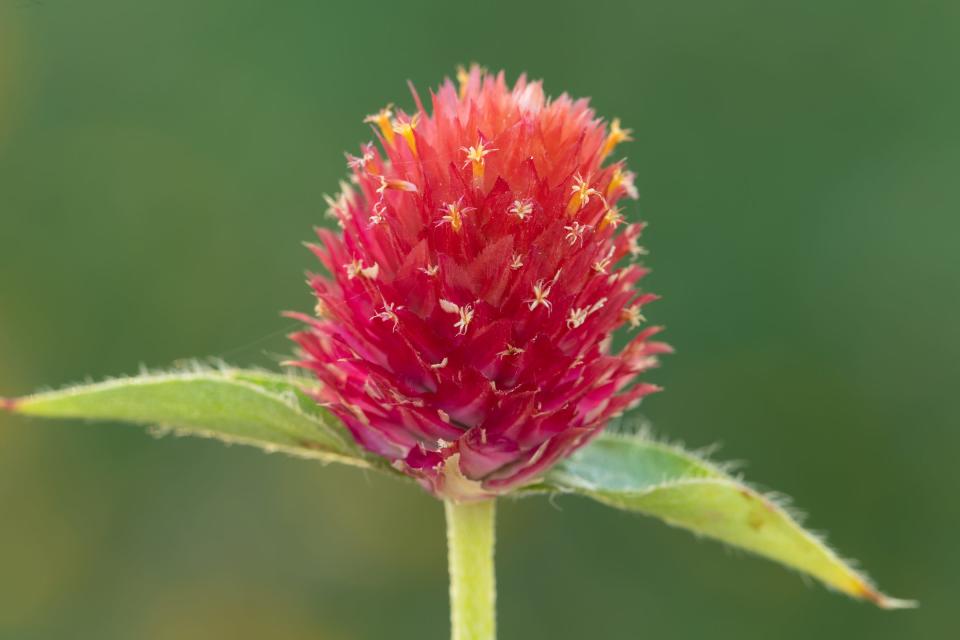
{"left": 3, "top": 369, "right": 913, "bottom": 609}
{"left": 2, "top": 366, "right": 391, "bottom": 471}
{"left": 545, "top": 432, "right": 915, "bottom": 609}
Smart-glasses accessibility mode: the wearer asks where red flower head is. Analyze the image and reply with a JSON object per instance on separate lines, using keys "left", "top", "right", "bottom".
{"left": 291, "top": 66, "right": 671, "bottom": 500}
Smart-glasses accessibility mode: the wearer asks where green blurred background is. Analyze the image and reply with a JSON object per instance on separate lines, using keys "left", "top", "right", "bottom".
{"left": 1, "top": 1, "right": 957, "bottom": 638}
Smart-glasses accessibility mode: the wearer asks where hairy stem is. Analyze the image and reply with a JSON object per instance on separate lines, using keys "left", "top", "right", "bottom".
{"left": 445, "top": 499, "right": 496, "bottom": 640}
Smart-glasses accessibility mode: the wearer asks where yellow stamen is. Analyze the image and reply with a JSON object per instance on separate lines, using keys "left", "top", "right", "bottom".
{"left": 364, "top": 104, "right": 395, "bottom": 144}
{"left": 564, "top": 221, "right": 592, "bottom": 246}
{"left": 439, "top": 299, "right": 475, "bottom": 336}
{"left": 461, "top": 139, "right": 497, "bottom": 187}
{"left": 621, "top": 304, "right": 646, "bottom": 328}
{"left": 344, "top": 258, "right": 379, "bottom": 280}
{"left": 392, "top": 114, "right": 420, "bottom": 156}
{"left": 420, "top": 263, "right": 440, "bottom": 277}
{"left": 346, "top": 150, "right": 375, "bottom": 173}
{"left": 525, "top": 279, "right": 553, "bottom": 313}
{"left": 600, "top": 118, "right": 633, "bottom": 160}
{"left": 606, "top": 166, "right": 624, "bottom": 198}
{"left": 606, "top": 166, "right": 638, "bottom": 199}
{"left": 592, "top": 247, "right": 615, "bottom": 274}
{"left": 371, "top": 300, "right": 400, "bottom": 332}
{"left": 598, "top": 205, "right": 625, "bottom": 231}
{"left": 496, "top": 344, "right": 525, "bottom": 358}
{"left": 456, "top": 65, "right": 470, "bottom": 99}
{"left": 436, "top": 200, "right": 474, "bottom": 233}
{"left": 508, "top": 199, "right": 533, "bottom": 221}
{"left": 566, "top": 298, "right": 607, "bottom": 330}
{"left": 567, "top": 173, "right": 599, "bottom": 216}
{"left": 567, "top": 308, "right": 588, "bottom": 329}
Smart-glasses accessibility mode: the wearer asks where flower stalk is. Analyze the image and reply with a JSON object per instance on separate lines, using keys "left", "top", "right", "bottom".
{"left": 445, "top": 499, "right": 497, "bottom": 640}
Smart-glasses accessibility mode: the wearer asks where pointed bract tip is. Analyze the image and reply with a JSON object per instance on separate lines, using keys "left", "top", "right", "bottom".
{"left": 1, "top": 397, "right": 20, "bottom": 413}
{"left": 855, "top": 580, "right": 917, "bottom": 610}
{"left": 880, "top": 597, "right": 919, "bottom": 610}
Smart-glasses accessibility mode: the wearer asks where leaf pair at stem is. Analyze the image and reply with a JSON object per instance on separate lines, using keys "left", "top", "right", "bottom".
{"left": 0, "top": 365, "right": 914, "bottom": 639}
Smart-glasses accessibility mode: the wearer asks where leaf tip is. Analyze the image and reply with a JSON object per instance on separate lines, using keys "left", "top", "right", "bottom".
{"left": 1, "top": 397, "right": 20, "bottom": 413}
{"left": 854, "top": 579, "right": 917, "bottom": 610}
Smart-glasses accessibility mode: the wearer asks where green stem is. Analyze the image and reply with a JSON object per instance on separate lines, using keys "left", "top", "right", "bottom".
{"left": 445, "top": 499, "right": 496, "bottom": 640}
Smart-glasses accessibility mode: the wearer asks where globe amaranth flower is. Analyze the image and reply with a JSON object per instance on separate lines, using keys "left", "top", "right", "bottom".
{"left": 290, "top": 66, "right": 671, "bottom": 500}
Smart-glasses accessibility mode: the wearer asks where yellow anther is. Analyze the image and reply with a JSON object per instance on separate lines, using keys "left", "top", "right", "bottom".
{"left": 599, "top": 205, "right": 625, "bottom": 231}
{"left": 621, "top": 304, "right": 646, "bottom": 328}
{"left": 461, "top": 139, "right": 497, "bottom": 187}
{"left": 509, "top": 253, "right": 524, "bottom": 270}
{"left": 364, "top": 104, "right": 395, "bottom": 144}
{"left": 600, "top": 118, "right": 633, "bottom": 160}
{"left": 456, "top": 65, "right": 470, "bottom": 99}
{"left": 439, "top": 299, "right": 475, "bottom": 336}
{"left": 431, "top": 357, "right": 449, "bottom": 369}
{"left": 606, "top": 166, "right": 624, "bottom": 198}
{"left": 606, "top": 166, "right": 638, "bottom": 199}
{"left": 567, "top": 173, "right": 599, "bottom": 216}
{"left": 314, "top": 299, "right": 327, "bottom": 318}
{"left": 508, "top": 198, "right": 533, "bottom": 221}
{"left": 456, "top": 64, "right": 486, "bottom": 99}
{"left": 392, "top": 113, "right": 420, "bottom": 156}
{"left": 496, "top": 344, "right": 525, "bottom": 358}
{"left": 436, "top": 199, "right": 474, "bottom": 233}
{"left": 525, "top": 279, "right": 553, "bottom": 313}
{"left": 454, "top": 306, "right": 474, "bottom": 335}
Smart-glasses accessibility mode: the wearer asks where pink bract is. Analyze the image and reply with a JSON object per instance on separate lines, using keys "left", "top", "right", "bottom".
{"left": 290, "top": 66, "right": 670, "bottom": 500}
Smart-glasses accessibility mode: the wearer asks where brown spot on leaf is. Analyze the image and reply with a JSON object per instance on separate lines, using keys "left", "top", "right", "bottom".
{"left": 748, "top": 512, "right": 766, "bottom": 531}
{"left": 298, "top": 439, "right": 326, "bottom": 451}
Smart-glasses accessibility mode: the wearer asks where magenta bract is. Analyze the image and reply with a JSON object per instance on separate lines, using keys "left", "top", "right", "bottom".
{"left": 290, "top": 67, "right": 670, "bottom": 499}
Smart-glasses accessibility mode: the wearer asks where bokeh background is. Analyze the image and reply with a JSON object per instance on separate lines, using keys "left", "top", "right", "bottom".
{"left": 1, "top": 1, "right": 957, "bottom": 638}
